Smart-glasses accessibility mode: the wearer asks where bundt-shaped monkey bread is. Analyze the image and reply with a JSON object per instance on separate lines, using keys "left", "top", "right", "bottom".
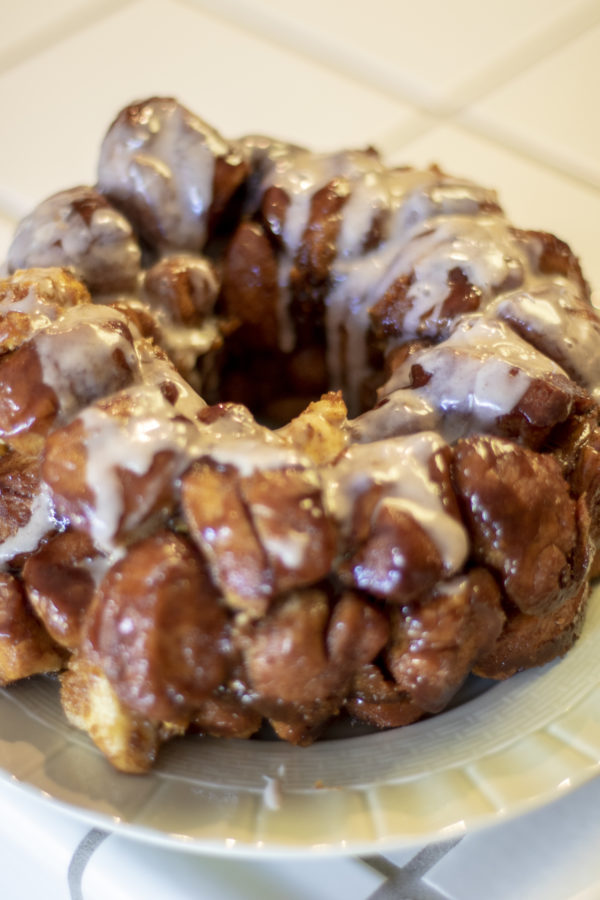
{"left": 0, "top": 96, "right": 598, "bottom": 772}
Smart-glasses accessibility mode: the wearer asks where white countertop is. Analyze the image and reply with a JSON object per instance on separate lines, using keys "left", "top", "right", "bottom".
{"left": 2, "top": 772, "right": 600, "bottom": 899}
{"left": 0, "top": 1, "right": 599, "bottom": 897}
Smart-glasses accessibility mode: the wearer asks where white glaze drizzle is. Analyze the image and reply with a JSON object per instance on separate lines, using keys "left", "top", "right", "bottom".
{"left": 1, "top": 280, "right": 54, "bottom": 316}
{"left": 251, "top": 145, "right": 600, "bottom": 432}
{"left": 78, "top": 385, "right": 200, "bottom": 548}
{"left": 253, "top": 153, "right": 531, "bottom": 414}
{"left": 324, "top": 431, "right": 468, "bottom": 574}
{"left": 349, "top": 390, "right": 439, "bottom": 443}
{"left": 262, "top": 774, "right": 283, "bottom": 811}
{"left": 378, "top": 316, "right": 570, "bottom": 440}
{"left": 260, "top": 529, "right": 310, "bottom": 571}
{"left": 76, "top": 372, "right": 309, "bottom": 550}
{"left": 97, "top": 99, "right": 225, "bottom": 249}
{"left": 492, "top": 281, "right": 600, "bottom": 397}
{"left": 34, "top": 305, "right": 140, "bottom": 424}
{"left": 0, "top": 481, "right": 56, "bottom": 566}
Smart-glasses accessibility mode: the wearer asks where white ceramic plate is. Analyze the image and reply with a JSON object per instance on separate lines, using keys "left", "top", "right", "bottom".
{"left": 1, "top": 589, "right": 599, "bottom": 858}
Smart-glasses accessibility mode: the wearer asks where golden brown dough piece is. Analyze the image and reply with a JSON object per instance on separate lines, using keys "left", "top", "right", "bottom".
{"left": 0, "top": 450, "right": 53, "bottom": 566}
{"left": 0, "top": 573, "right": 64, "bottom": 684}
{"left": 345, "top": 663, "right": 426, "bottom": 729}
{"left": 84, "top": 531, "right": 230, "bottom": 724}
{"left": 238, "top": 589, "right": 389, "bottom": 744}
{"left": 60, "top": 654, "right": 183, "bottom": 773}
{"left": 189, "top": 691, "right": 262, "bottom": 741}
{"left": 181, "top": 459, "right": 336, "bottom": 616}
{"left": 22, "top": 530, "right": 101, "bottom": 649}
{"left": 143, "top": 255, "right": 219, "bottom": 326}
{"left": 0, "top": 306, "right": 139, "bottom": 451}
{"left": 385, "top": 569, "right": 505, "bottom": 713}
{"left": 276, "top": 391, "right": 349, "bottom": 465}
{"left": 474, "top": 582, "right": 589, "bottom": 680}
{"left": 451, "top": 436, "right": 589, "bottom": 616}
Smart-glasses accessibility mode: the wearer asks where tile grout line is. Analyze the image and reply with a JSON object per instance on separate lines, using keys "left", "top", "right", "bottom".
{"left": 377, "top": 111, "right": 600, "bottom": 199}
{"left": 0, "top": 0, "right": 137, "bottom": 77}
{"left": 455, "top": 116, "right": 600, "bottom": 195}
{"left": 186, "top": 0, "right": 600, "bottom": 119}
{"left": 433, "top": 0, "right": 600, "bottom": 114}
{"left": 175, "top": 0, "right": 446, "bottom": 109}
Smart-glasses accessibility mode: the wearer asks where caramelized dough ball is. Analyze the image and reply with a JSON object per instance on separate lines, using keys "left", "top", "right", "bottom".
{"left": 84, "top": 531, "right": 229, "bottom": 723}
{"left": 240, "top": 590, "right": 388, "bottom": 742}
{"left": 512, "top": 228, "right": 589, "bottom": 295}
{"left": 370, "top": 268, "right": 483, "bottom": 342}
{"left": 238, "top": 466, "right": 337, "bottom": 596}
{"left": 566, "top": 424, "right": 600, "bottom": 570}
{"left": 0, "top": 307, "right": 139, "bottom": 450}
{"left": 289, "top": 176, "right": 349, "bottom": 313}
{"left": 181, "top": 461, "right": 273, "bottom": 617}
{"left": 336, "top": 441, "right": 465, "bottom": 604}
{"left": 0, "top": 342, "right": 59, "bottom": 450}
{"left": 383, "top": 320, "right": 594, "bottom": 451}
{"left": 340, "top": 487, "right": 444, "bottom": 603}
{"left": 143, "top": 254, "right": 219, "bottom": 325}
{"left": 345, "top": 663, "right": 425, "bottom": 729}
{"left": 0, "top": 573, "right": 65, "bottom": 684}
{"left": 189, "top": 691, "right": 262, "bottom": 740}
{"left": 98, "top": 97, "right": 248, "bottom": 250}
{"left": 7, "top": 187, "right": 141, "bottom": 294}
{"left": 108, "top": 298, "right": 164, "bottom": 343}
{"left": 23, "top": 530, "right": 101, "bottom": 649}
{"left": 452, "top": 436, "right": 589, "bottom": 616}
{"left": 495, "top": 287, "right": 600, "bottom": 390}
{"left": 221, "top": 220, "right": 281, "bottom": 348}
{"left": 474, "top": 582, "right": 589, "bottom": 679}
{"left": 43, "top": 411, "right": 184, "bottom": 546}
{"left": 41, "top": 417, "right": 90, "bottom": 528}
{"left": 386, "top": 569, "right": 505, "bottom": 713}
{"left": 182, "top": 460, "right": 337, "bottom": 615}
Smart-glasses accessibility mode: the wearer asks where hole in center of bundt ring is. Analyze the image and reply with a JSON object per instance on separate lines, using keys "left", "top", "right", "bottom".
{"left": 219, "top": 346, "right": 329, "bottom": 426}
{"left": 211, "top": 326, "right": 383, "bottom": 428}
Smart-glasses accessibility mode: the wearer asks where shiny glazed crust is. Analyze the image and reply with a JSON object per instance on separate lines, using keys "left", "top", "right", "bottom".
{"left": 0, "top": 97, "right": 599, "bottom": 772}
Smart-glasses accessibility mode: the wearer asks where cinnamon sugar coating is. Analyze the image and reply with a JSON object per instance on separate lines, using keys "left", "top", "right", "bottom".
{"left": 0, "top": 573, "right": 65, "bottom": 684}
{"left": 0, "top": 97, "right": 598, "bottom": 771}
{"left": 84, "top": 531, "right": 229, "bottom": 724}
{"left": 22, "top": 530, "right": 100, "bottom": 649}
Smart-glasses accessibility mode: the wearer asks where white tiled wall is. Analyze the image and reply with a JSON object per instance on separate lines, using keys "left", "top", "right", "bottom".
{"left": 0, "top": 0, "right": 598, "bottom": 289}
{"left": 191, "top": 0, "right": 600, "bottom": 110}
{"left": 463, "top": 21, "right": 600, "bottom": 187}
{"left": 0, "top": 0, "right": 111, "bottom": 59}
